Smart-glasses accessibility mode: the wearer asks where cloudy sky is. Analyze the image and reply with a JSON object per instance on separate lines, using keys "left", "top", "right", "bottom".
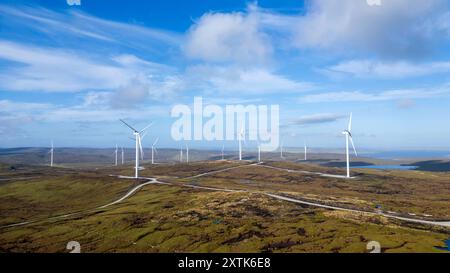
{"left": 1, "top": 0, "right": 450, "bottom": 150}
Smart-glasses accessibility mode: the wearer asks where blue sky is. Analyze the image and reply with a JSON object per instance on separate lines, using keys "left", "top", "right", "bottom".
{"left": 1, "top": 0, "right": 450, "bottom": 151}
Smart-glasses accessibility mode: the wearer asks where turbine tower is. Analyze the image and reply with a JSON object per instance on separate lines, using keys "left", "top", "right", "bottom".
{"left": 114, "top": 144, "right": 118, "bottom": 166}
{"left": 221, "top": 144, "right": 225, "bottom": 161}
{"left": 258, "top": 144, "right": 261, "bottom": 163}
{"left": 180, "top": 146, "right": 183, "bottom": 162}
{"left": 342, "top": 113, "right": 358, "bottom": 178}
{"left": 120, "top": 119, "right": 152, "bottom": 179}
{"left": 49, "top": 141, "right": 54, "bottom": 167}
{"left": 186, "top": 144, "right": 189, "bottom": 163}
{"left": 280, "top": 142, "right": 284, "bottom": 159}
{"left": 238, "top": 125, "right": 244, "bottom": 161}
{"left": 121, "top": 147, "right": 124, "bottom": 165}
{"left": 304, "top": 143, "right": 307, "bottom": 161}
{"left": 151, "top": 137, "right": 159, "bottom": 165}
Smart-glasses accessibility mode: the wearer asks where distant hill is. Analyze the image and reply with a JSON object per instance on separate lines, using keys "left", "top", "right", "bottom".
{"left": 1, "top": 147, "right": 448, "bottom": 172}
{"left": 408, "top": 160, "right": 450, "bottom": 172}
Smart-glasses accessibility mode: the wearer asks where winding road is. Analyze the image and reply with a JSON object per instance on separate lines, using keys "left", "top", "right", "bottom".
{"left": 263, "top": 193, "right": 450, "bottom": 228}
{"left": 257, "top": 164, "right": 353, "bottom": 179}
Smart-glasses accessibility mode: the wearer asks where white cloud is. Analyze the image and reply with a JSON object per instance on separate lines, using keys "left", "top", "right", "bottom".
{"left": 0, "top": 100, "right": 53, "bottom": 136}
{"left": 0, "top": 5, "right": 181, "bottom": 50}
{"left": 0, "top": 39, "right": 309, "bottom": 99}
{"left": 0, "top": 41, "right": 128, "bottom": 92}
{"left": 293, "top": 0, "right": 448, "bottom": 58}
{"left": 82, "top": 92, "right": 111, "bottom": 107}
{"left": 0, "top": 41, "right": 179, "bottom": 98}
{"left": 323, "top": 59, "right": 450, "bottom": 79}
{"left": 185, "top": 65, "right": 314, "bottom": 94}
{"left": 291, "top": 113, "right": 347, "bottom": 125}
{"left": 183, "top": 1, "right": 450, "bottom": 63}
{"left": 0, "top": 99, "right": 168, "bottom": 126}
{"left": 39, "top": 107, "right": 167, "bottom": 123}
{"left": 0, "top": 100, "right": 52, "bottom": 112}
{"left": 185, "top": 5, "right": 272, "bottom": 64}
{"left": 299, "top": 84, "right": 450, "bottom": 103}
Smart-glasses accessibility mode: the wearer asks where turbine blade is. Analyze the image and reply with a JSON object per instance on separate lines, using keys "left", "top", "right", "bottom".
{"left": 349, "top": 136, "right": 358, "bottom": 157}
{"left": 138, "top": 136, "right": 144, "bottom": 160}
{"left": 141, "top": 131, "right": 148, "bottom": 141}
{"left": 140, "top": 122, "right": 154, "bottom": 134}
{"left": 348, "top": 113, "right": 353, "bottom": 131}
{"left": 239, "top": 128, "right": 246, "bottom": 145}
{"left": 153, "top": 137, "right": 159, "bottom": 146}
{"left": 120, "top": 119, "right": 138, "bottom": 132}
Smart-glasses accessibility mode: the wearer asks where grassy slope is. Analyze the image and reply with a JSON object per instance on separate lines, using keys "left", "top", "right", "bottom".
{"left": 166, "top": 161, "right": 450, "bottom": 220}
{"left": 0, "top": 185, "right": 447, "bottom": 253}
{"left": 0, "top": 161, "right": 449, "bottom": 253}
{"left": 0, "top": 166, "right": 132, "bottom": 226}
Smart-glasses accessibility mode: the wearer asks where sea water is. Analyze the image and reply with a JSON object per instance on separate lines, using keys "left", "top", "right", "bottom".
{"left": 354, "top": 165, "right": 417, "bottom": 170}
{"left": 435, "top": 239, "right": 450, "bottom": 251}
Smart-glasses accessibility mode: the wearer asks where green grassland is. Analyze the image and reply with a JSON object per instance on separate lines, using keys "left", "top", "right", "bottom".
{"left": 0, "top": 161, "right": 449, "bottom": 253}
{"left": 1, "top": 185, "right": 448, "bottom": 253}
{"left": 0, "top": 165, "right": 132, "bottom": 226}
{"left": 163, "top": 161, "right": 450, "bottom": 220}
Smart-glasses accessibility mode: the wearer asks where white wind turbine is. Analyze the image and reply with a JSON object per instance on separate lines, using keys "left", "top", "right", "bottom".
{"left": 49, "top": 140, "right": 54, "bottom": 167}
{"left": 258, "top": 143, "right": 261, "bottom": 163}
{"left": 186, "top": 144, "right": 189, "bottom": 163}
{"left": 179, "top": 146, "right": 183, "bottom": 162}
{"left": 238, "top": 125, "right": 245, "bottom": 161}
{"left": 342, "top": 113, "right": 358, "bottom": 178}
{"left": 304, "top": 142, "right": 307, "bottom": 161}
{"left": 120, "top": 119, "right": 152, "bottom": 179}
{"left": 221, "top": 144, "right": 225, "bottom": 161}
{"left": 280, "top": 141, "right": 284, "bottom": 159}
{"left": 151, "top": 137, "right": 159, "bottom": 165}
{"left": 114, "top": 144, "right": 118, "bottom": 166}
{"left": 121, "top": 147, "right": 124, "bottom": 165}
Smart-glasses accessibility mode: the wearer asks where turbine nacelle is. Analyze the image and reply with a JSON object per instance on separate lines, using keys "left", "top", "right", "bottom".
{"left": 120, "top": 119, "right": 153, "bottom": 178}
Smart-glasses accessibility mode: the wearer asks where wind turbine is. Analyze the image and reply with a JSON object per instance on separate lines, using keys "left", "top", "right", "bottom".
{"left": 180, "top": 146, "right": 183, "bottom": 162}
{"left": 49, "top": 141, "right": 54, "bottom": 167}
{"left": 151, "top": 137, "right": 159, "bottom": 165}
{"left": 258, "top": 143, "right": 261, "bottom": 163}
{"left": 120, "top": 119, "right": 152, "bottom": 179}
{"left": 304, "top": 142, "right": 307, "bottom": 161}
{"left": 280, "top": 141, "right": 284, "bottom": 159}
{"left": 186, "top": 144, "right": 189, "bottom": 163}
{"left": 238, "top": 125, "right": 245, "bottom": 161}
{"left": 114, "top": 144, "right": 118, "bottom": 166}
{"left": 221, "top": 144, "right": 225, "bottom": 161}
{"left": 121, "top": 147, "right": 124, "bottom": 165}
{"left": 342, "top": 113, "right": 358, "bottom": 178}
